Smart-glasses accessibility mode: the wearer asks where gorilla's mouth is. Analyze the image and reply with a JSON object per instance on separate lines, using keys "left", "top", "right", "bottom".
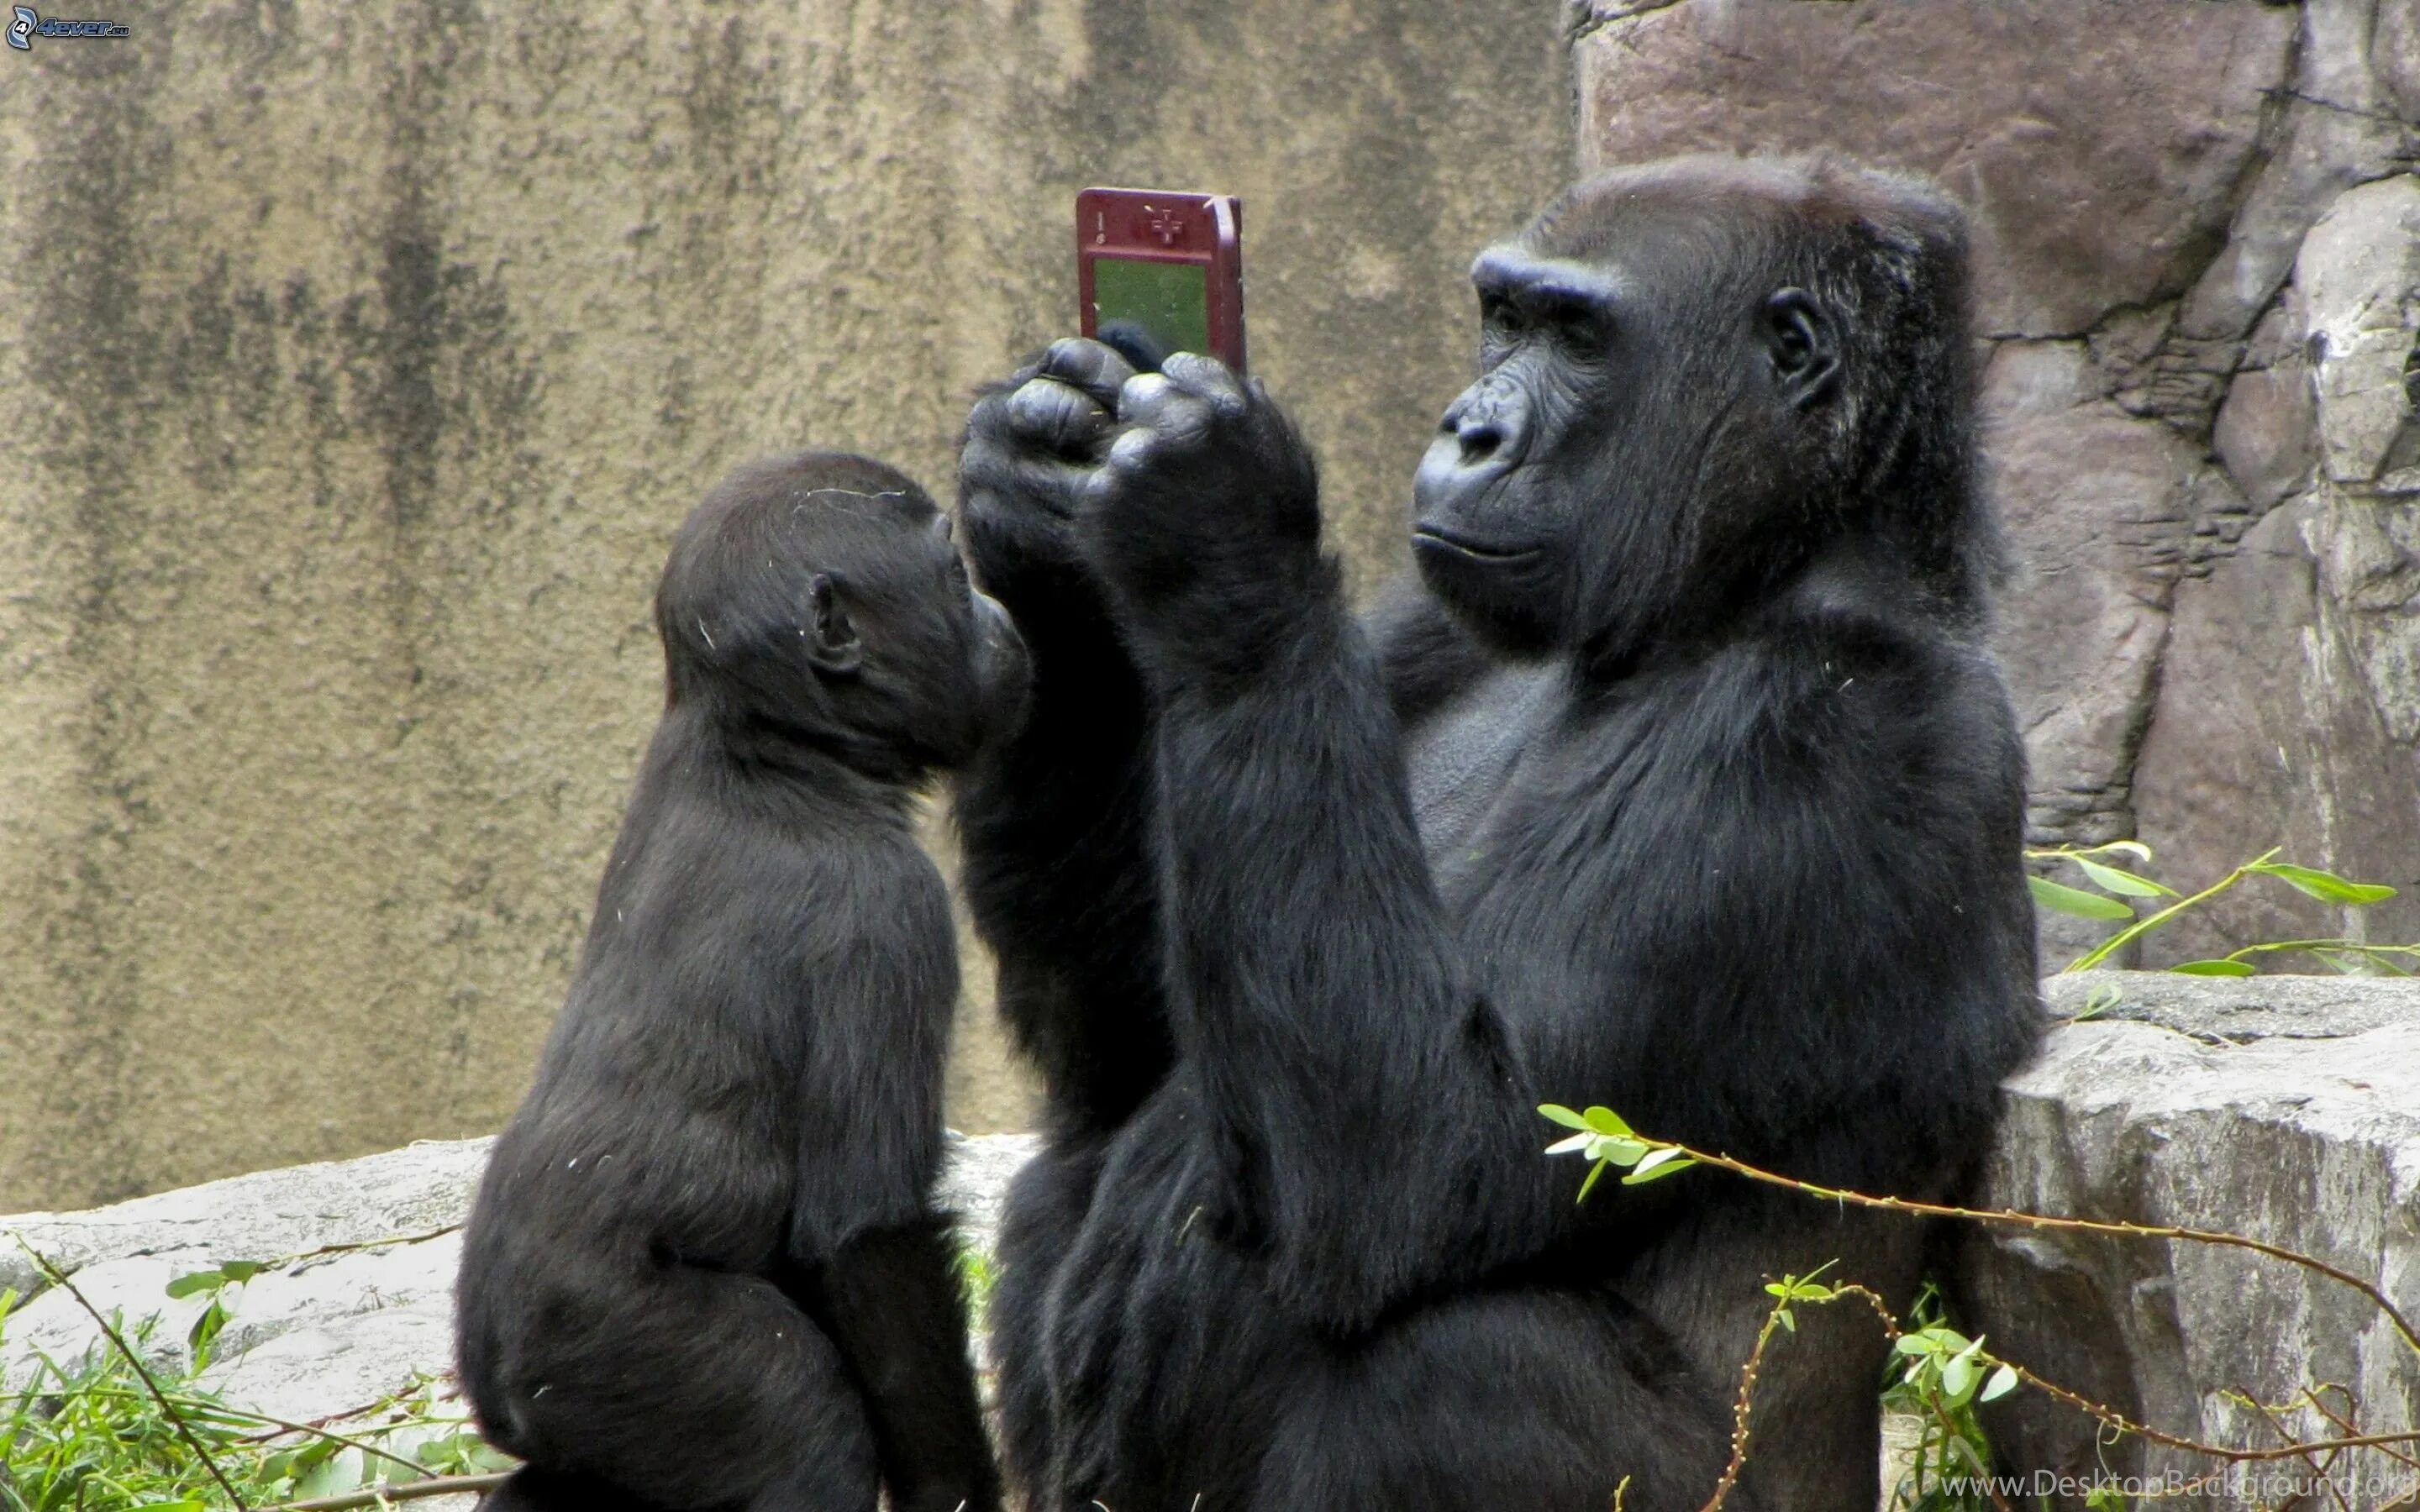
{"left": 1411, "top": 525, "right": 1542, "bottom": 564}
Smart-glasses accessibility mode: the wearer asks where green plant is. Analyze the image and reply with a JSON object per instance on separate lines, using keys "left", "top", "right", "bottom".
{"left": 2026, "top": 842, "right": 2410, "bottom": 975}
{"left": 2, "top": 1246, "right": 511, "bottom": 1511}
{"left": 1880, "top": 1284, "right": 2015, "bottom": 1512}
{"left": 1534, "top": 1105, "right": 2420, "bottom": 1512}
{"left": 957, "top": 1243, "right": 998, "bottom": 1331}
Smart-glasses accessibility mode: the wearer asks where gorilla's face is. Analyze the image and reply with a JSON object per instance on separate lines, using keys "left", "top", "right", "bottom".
{"left": 1411, "top": 181, "right": 1842, "bottom": 665}
{"left": 660, "top": 459, "right": 1030, "bottom": 775}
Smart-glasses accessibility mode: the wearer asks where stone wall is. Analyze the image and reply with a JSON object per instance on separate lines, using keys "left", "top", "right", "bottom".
{"left": 0, "top": 2, "right": 1570, "bottom": 1208}
{"left": 1574, "top": 0, "right": 2420, "bottom": 968}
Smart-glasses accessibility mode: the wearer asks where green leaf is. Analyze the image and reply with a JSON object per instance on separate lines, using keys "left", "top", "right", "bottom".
{"left": 165, "top": 1268, "right": 226, "bottom": 1299}
{"left": 1576, "top": 1160, "right": 1608, "bottom": 1205}
{"left": 1776, "top": 1308, "right": 1796, "bottom": 1333}
{"left": 1539, "top": 1104, "right": 1591, "bottom": 1131}
{"left": 1941, "top": 1351, "right": 1976, "bottom": 1403}
{"left": 296, "top": 1446, "right": 368, "bottom": 1499}
{"left": 2249, "top": 863, "right": 2397, "bottom": 906}
{"left": 220, "top": 1259, "right": 264, "bottom": 1283}
{"left": 1981, "top": 1362, "right": 2019, "bottom": 1402}
{"left": 1594, "top": 1136, "right": 1651, "bottom": 1168}
{"left": 1581, "top": 1106, "right": 1635, "bottom": 1138}
{"left": 2170, "top": 958, "right": 2256, "bottom": 977}
{"left": 2028, "top": 874, "right": 2134, "bottom": 920}
{"left": 1947, "top": 1433, "right": 1990, "bottom": 1476}
{"left": 187, "top": 1297, "right": 229, "bottom": 1357}
{"left": 1895, "top": 1334, "right": 1936, "bottom": 1357}
{"left": 1544, "top": 1132, "right": 1594, "bottom": 1156}
{"left": 1619, "top": 1152, "right": 1698, "bottom": 1185}
{"left": 2073, "top": 857, "right": 2174, "bottom": 897}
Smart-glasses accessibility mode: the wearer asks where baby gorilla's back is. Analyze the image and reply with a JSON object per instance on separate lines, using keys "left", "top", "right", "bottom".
{"left": 455, "top": 451, "right": 1022, "bottom": 1512}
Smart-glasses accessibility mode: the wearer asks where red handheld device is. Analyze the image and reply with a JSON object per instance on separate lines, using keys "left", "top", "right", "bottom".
{"left": 1076, "top": 187, "right": 1246, "bottom": 375}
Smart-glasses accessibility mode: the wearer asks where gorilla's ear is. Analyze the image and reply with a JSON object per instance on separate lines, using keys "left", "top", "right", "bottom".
{"left": 1761, "top": 288, "right": 1839, "bottom": 409}
{"left": 803, "top": 574, "right": 863, "bottom": 677}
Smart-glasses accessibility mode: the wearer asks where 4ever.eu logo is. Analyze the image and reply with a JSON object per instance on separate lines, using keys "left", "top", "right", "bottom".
{"left": 8, "top": 8, "right": 132, "bottom": 49}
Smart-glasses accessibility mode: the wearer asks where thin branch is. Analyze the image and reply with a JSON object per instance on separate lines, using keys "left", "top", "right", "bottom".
{"left": 267, "top": 1224, "right": 464, "bottom": 1269}
{"left": 1605, "top": 1142, "right": 2420, "bottom": 1357}
{"left": 2065, "top": 849, "right": 2278, "bottom": 971}
{"left": 233, "top": 1376, "right": 462, "bottom": 1446}
{"left": 263, "top": 1471, "right": 511, "bottom": 1510}
{"left": 9, "top": 1235, "right": 251, "bottom": 1511}
{"left": 1697, "top": 1299, "right": 1781, "bottom": 1512}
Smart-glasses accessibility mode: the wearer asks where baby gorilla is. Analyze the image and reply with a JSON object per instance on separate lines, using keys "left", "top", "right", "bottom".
{"left": 456, "top": 451, "right": 1023, "bottom": 1512}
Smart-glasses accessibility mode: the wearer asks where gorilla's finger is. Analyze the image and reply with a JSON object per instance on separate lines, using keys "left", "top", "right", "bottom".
{"left": 961, "top": 438, "right": 1096, "bottom": 522}
{"left": 1038, "top": 338, "right": 1139, "bottom": 411}
{"left": 1159, "top": 353, "right": 1249, "bottom": 418}
{"left": 1005, "top": 376, "right": 1115, "bottom": 455}
{"left": 1103, "top": 425, "right": 1157, "bottom": 474}
{"left": 1115, "top": 373, "right": 1176, "bottom": 425}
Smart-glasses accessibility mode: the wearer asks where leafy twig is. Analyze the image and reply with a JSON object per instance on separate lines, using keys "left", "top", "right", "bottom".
{"left": 9, "top": 1234, "right": 252, "bottom": 1511}
{"left": 2065, "top": 849, "right": 2278, "bottom": 972}
{"left": 1539, "top": 1107, "right": 2420, "bottom": 1357}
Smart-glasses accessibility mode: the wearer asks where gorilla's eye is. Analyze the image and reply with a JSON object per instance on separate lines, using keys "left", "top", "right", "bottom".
{"left": 1541, "top": 300, "right": 1602, "bottom": 353}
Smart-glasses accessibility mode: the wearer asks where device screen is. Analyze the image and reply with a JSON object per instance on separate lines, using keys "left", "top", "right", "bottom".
{"left": 1091, "top": 256, "right": 1210, "bottom": 369}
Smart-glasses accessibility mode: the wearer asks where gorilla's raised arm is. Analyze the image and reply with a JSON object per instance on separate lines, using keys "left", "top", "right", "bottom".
{"left": 955, "top": 344, "right": 1177, "bottom": 1137}
{"left": 1065, "top": 354, "right": 1554, "bottom": 1331}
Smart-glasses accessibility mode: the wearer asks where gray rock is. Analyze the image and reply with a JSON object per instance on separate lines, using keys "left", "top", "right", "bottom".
{"left": 2299, "top": 176, "right": 2420, "bottom": 493}
{"left": 0, "top": 1137, "right": 494, "bottom": 1300}
{"left": 2214, "top": 360, "right": 2320, "bottom": 512}
{"left": 939, "top": 1130, "right": 1041, "bottom": 1262}
{"left": 1961, "top": 972, "right": 2420, "bottom": 1509}
{"left": 1, "top": 1134, "right": 1039, "bottom": 1431}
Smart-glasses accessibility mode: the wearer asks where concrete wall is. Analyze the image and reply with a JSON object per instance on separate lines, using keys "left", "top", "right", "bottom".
{"left": 0, "top": 1, "right": 1571, "bottom": 1208}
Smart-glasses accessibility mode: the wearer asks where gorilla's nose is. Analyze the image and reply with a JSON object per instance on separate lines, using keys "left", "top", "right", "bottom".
{"left": 1449, "top": 406, "right": 1509, "bottom": 467}
{"left": 1438, "top": 380, "right": 1528, "bottom": 471}
{"left": 1414, "top": 382, "right": 1527, "bottom": 512}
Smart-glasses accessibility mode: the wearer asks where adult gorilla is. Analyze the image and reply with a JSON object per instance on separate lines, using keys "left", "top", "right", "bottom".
{"left": 955, "top": 155, "right": 2042, "bottom": 1511}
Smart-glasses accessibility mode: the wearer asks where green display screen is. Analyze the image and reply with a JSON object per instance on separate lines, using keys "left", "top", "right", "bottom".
{"left": 1092, "top": 257, "right": 1209, "bottom": 367}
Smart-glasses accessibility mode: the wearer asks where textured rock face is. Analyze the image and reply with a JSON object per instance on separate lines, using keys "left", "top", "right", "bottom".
{"left": 0, "top": 1133, "right": 1038, "bottom": 1431}
{"left": 0, "top": 2, "right": 1570, "bottom": 1209}
{"left": 1960, "top": 973, "right": 2420, "bottom": 1509}
{"left": 1575, "top": 0, "right": 2420, "bottom": 969}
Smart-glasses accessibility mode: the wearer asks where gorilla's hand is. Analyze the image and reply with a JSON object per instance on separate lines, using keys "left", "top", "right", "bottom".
{"left": 1078, "top": 354, "right": 1330, "bottom": 683}
{"left": 958, "top": 339, "right": 1136, "bottom": 630}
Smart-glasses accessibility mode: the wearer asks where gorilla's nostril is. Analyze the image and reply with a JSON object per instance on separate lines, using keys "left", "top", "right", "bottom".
{"left": 1457, "top": 423, "right": 1503, "bottom": 466}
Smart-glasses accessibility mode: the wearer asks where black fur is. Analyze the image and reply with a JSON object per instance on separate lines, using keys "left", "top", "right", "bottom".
{"left": 456, "top": 451, "right": 1021, "bottom": 1512}
{"left": 955, "top": 155, "right": 2043, "bottom": 1511}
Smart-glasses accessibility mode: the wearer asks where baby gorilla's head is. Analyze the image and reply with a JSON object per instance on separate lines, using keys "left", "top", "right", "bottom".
{"left": 657, "top": 450, "right": 1028, "bottom": 777}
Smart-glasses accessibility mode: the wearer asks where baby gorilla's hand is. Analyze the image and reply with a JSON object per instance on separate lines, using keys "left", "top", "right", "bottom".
{"left": 1077, "top": 354, "right": 1329, "bottom": 685}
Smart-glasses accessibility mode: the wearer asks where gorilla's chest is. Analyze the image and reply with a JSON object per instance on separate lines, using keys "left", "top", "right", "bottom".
{"left": 1405, "top": 661, "right": 1566, "bottom": 895}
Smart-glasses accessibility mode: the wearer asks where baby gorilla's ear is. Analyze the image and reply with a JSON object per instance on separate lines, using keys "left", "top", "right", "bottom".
{"left": 803, "top": 574, "right": 863, "bottom": 676}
